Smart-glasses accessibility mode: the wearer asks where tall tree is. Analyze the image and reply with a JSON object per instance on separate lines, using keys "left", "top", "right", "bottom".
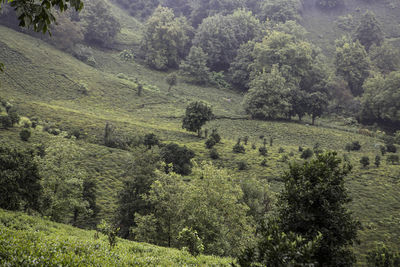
{"left": 182, "top": 101, "right": 214, "bottom": 136}
{"left": 335, "top": 37, "right": 370, "bottom": 97}
{"left": 0, "top": 146, "right": 41, "bottom": 211}
{"left": 179, "top": 46, "right": 211, "bottom": 85}
{"left": 279, "top": 152, "right": 360, "bottom": 266}
{"left": 354, "top": 11, "right": 384, "bottom": 52}
{"left": 141, "top": 6, "right": 192, "bottom": 70}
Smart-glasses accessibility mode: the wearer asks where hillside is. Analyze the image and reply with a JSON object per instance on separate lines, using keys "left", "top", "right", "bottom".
{"left": 1, "top": 0, "right": 400, "bottom": 264}
{"left": 0, "top": 209, "right": 232, "bottom": 266}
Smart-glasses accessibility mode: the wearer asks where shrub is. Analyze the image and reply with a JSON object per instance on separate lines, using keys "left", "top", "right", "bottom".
{"left": 366, "top": 243, "right": 400, "bottom": 267}
{"left": 345, "top": 141, "right": 361, "bottom": 151}
{"left": 144, "top": 133, "right": 159, "bottom": 149}
{"left": 210, "top": 148, "right": 219, "bottom": 159}
{"left": 374, "top": 155, "right": 381, "bottom": 167}
{"left": 19, "top": 129, "right": 31, "bottom": 142}
{"left": 278, "top": 147, "right": 285, "bottom": 153}
{"left": 252, "top": 144, "right": 256, "bottom": 150}
{"left": 210, "top": 129, "right": 221, "bottom": 143}
{"left": 7, "top": 108, "right": 20, "bottom": 126}
{"left": 160, "top": 143, "right": 195, "bottom": 175}
{"left": 386, "top": 143, "right": 397, "bottom": 153}
{"left": 205, "top": 138, "right": 216, "bottom": 149}
{"left": 243, "top": 136, "right": 249, "bottom": 145}
{"left": 233, "top": 143, "right": 245, "bottom": 154}
{"left": 97, "top": 220, "right": 120, "bottom": 250}
{"left": 386, "top": 155, "right": 399, "bottom": 165}
{"left": 30, "top": 117, "right": 39, "bottom": 128}
{"left": 300, "top": 148, "right": 314, "bottom": 159}
{"left": 298, "top": 146, "right": 303, "bottom": 152}
{"left": 260, "top": 159, "right": 267, "bottom": 167}
{"left": 0, "top": 115, "right": 12, "bottom": 129}
{"left": 119, "top": 50, "right": 134, "bottom": 62}
{"left": 259, "top": 146, "right": 267, "bottom": 156}
{"left": 177, "top": 227, "right": 204, "bottom": 256}
{"left": 360, "top": 156, "right": 370, "bottom": 168}
{"left": 238, "top": 160, "right": 249, "bottom": 170}
{"left": 380, "top": 145, "right": 387, "bottom": 155}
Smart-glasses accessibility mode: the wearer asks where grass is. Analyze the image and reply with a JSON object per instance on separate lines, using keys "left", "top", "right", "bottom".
{"left": 0, "top": 11, "right": 399, "bottom": 264}
{"left": 0, "top": 209, "right": 233, "bottom": 266}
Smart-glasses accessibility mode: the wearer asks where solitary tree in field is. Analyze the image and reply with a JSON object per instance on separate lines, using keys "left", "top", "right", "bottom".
{"left": 182, "top": 101, "right": 213, "bottom": 137}
{"left": 279, "top": 152, "right": 360, "bottom": 266}
{"left": 166, "top": 73, "right": 177, "bottom": 92}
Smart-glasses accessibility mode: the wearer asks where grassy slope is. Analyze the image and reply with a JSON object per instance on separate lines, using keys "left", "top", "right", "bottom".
{"left": 0, "top": 209, "right": 232, "bottom": 266}
{"left": 0, "top": 9, "right": 399, "bottom": 263}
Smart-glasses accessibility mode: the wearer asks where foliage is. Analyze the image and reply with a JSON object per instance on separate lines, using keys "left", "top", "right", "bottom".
{"left": 192, "top": 9, "right": 261, "bottom": 71}
{"left": 0, "top": 146, "right": 41, "bottom": 211}
{"left": 119, "top": 50, "right": 134, "bottom": 62}
{"left": 354, "top": 11, "right": 383, "bottom": 52}
{"left": 209, "top": 71, "right": 230, "bottom": 89}
{"left": 307, "top": 92, "right": 328, "bottom": 125}
{"left": 116, "top": 148, "right": 159, "bottom": 238}
{"left": 19, "top": 129, "right": 31, "bottom": 141}
{"left": 386, "top": 154, "right": 399, "bottom": 165}
{"left": 360, "top": 72, "right": 400, "bottom": 125}
{"left": 374, "top": 155, "right": 381, "bottom": 167}
{"left": 0, "top": 209, "right": 232, "bottom": 266}
{"left": 182, "top": 101, "right": 214, "bottom": 135}
{"left": 112, "top": 0, "right": 159, "bottom": 19}
{"left": 141, "top": 6, "right": 192, "bottom": 70}
{"left": 386, "top": 143, "right": 397, "bottom": 153}
{"left": 205, "top": 137, "right": 216, "bottom": 149}
{"left": 143, "top": 133, "right": 160, "bottom": 149}
{"left": 260, "top": 0, "right": 301, "bottom": 23}
{"left": 335, "top": 37, "right": 370, "bottom": 97}
{"left": 160, "top": 143, "right": 195, "bottom": 175}
{"left": 360, "top": 156, "right": 370, "bottom": 168}
{"left": 97, "top": 219, "right": 120, "bottom": 249}
{"left": 316, "top": 0, "right": 343, "bottom": 9}
{"left": 233, "top": 140, "right": 246, "bottom": 154}
{"left": 228, "top": 41, "right": 255, "bottom": 91}
{"left": 0, "top": 115, "right": 12, "bottom": 129}
{"left": 244, "top": 65, "right": 292, "bottom": 119}
{"left": 369, "top": 42, "right": 400, "bottom": 74}
{"left": 210, "top": 129, "right": 221, "bottom": 143}
{"left": 366, "top": 243, "right": 400, "bottom": 267}
{"left": 279, "top": 152, "right": 360, "bottom": 266}
{"left": 80, "top": 0, "right": 121, "bottom": 47}
{"left": 0, "top": 0, "right": 82, "bottom": 34}
{"left": 237, "top": 160, "right": 249, "bottom": 170}
{"left": 37, "top": 135, "right": 90, "bottom": 225}
{"left": 177, "top": 227, "right": 204, "bottom": 256}
{"left": 166, "top": 73, "right": 177, "bottom": 91}
{"left": 209, "top": 148, "right": 219, "bottom": 159}
{"left": 133, "top": 163, "right": 253, "bottom": 256}
{"left": 300, "top": 148, "right": 313, "bottom": 159}
{"left": 179, "top": 46, "right": 211, "bottom": 85}
{"left": 258, "top": 146, "right": 267, "bottom": 156}
{"left": 7, "top": 107, "right": 20, "bottom": 126}
{"left": 345, "top": 141, "right": 361, "bottom": 152}
{"left": 238, "top": 219, "right": 321, "bottom": 267}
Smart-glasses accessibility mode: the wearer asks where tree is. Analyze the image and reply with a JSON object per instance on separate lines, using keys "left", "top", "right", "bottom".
{"left": 260, "top": 0, "right": 301, "bottom": 23}
{"left": 279, "top": 152, "right": 360, "bottom": 266}
{"left": 307, "top": 92, "right": 328, "bottom": 125}
{"left": 133, "top": 163, "right": 253, "bottom": 256}
{"left": 179, "top": 46, "right": 211, "bottom": 85}
{"left": 360, "top": 156, "right": 370, "bottom": 168}
{"left": 0, "top": 0, "right": 83, "bottom": 34}
{"left": 243, "top": 65, "right": 292, "bottom": 120}
{"left": 228, "top": 41, "right": 255, "bottom": 91}
{"left": 367, "top": 243, "right": 400, "bottom": 267}
{"left": 182, "top": 101, "right": 214, "bottom": 137}
{"left": 0, "top": 146, "right": 41, "bottom": 211}
{"left": 360, "top": 71, "right": 400, "bottom": 125}
{"left": 116, "top": 148, "right": 160, "bottom": 238}
{"left": 192, "top": 9, "right": 261, "bottom": 71}
{"left": 354, "top": 11, "right": 383, "bottom": 52}
{"left": 166, "top": 73, "right": 177, "bottom": 92}
{"left": 80, "top": 0, "right": 121, "bottom": 47}
{"left": 160, "top": 143, "right": 195, "bottom": 175}
{"left": 335, "top": 37, "right": 370, "bottom": 97}
{"left": 141, "top": 6, "right": 192, "bottom": 70}
{"left": 37, "top": 135, "right": 91, "bottom": 224}
{"left": 369, "top": 42, "right": 400, "bottom": 74}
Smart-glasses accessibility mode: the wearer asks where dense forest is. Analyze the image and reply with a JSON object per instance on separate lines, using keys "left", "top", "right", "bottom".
{"left": 0, "top": 0, "right": 399, "bottom": 265}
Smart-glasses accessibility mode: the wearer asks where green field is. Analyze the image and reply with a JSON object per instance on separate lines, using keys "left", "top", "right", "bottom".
{"left": 0, "top": 7, "right": 399, "bottom": 263}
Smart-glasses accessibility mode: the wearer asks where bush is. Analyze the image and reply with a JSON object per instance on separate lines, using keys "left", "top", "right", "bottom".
{"left": 30, "top": 117, "right": 39, "bottom": 128}
{"left": 360, "top": 156, "right": 370, "bottom": 168}
{"left": 380, "top": 145, "right": 387, "bottom": 155}
{"left": 119, "top": 50, "right": 134, "bottom": 62}
{"left": 386, "top": 143, "right": 397, "bottom": 153}
{"left": 0, "top": 115, "right": 12, "bottom": 129}
{"left": 278, "top": 147, "right": 285, "bottom": 153}
{"left": 233, "top": 143, "right": 245, "bottom": 154}
{"left": 345, "top": 141, "right": 361, "bottom": 151}
{"left": 210, "top": 129, "right": 221, "bottom": 143}
{"left": 300, "top": 148, "right": 313, "bottom": 159}
{"left": 366, "top": 243, "right": 400, "bottom": 267}
{"left": 259, "top": 146, "right": 267, "bottom": 156}
{"left": 252, "top": 144, "right": 256, "bottom": 150}
{"left": 298, "top": 146, "right": 303, "bottom": 152}
{"left": 19, "top": 129, "right": 31, "bottom": 142}
{"left": 210, "top": 148, "right": 219, "bottom": 159}
{"left": 374, "top": 155, "right": 381, "bottom": 167}
{"left": 238, "top": 160, "right": 249, "bottom": 170}
{"left": 260, "top": 159, "right": 267, "bottom": 167}
{"left": 161, "top": 143, "right": 195, "bottom": 175}
{"left": 7, "top": 108, "right": 20, "bottom": 126}
{"left": 177, "top": 227, "right": 204, "bottom": 256}
{"left": 205, "top": 138, "right": 216, "bottom": 149}
{"left": 386, "top": 154, "right": 399, "bottom": 165}
{"left": 144, "top": 133, "right": 159, "bottom": 149}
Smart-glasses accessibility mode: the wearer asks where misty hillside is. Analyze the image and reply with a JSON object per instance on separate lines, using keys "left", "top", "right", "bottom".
{"left": 0, "top": 0, "right": 399, "bottom": 266}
